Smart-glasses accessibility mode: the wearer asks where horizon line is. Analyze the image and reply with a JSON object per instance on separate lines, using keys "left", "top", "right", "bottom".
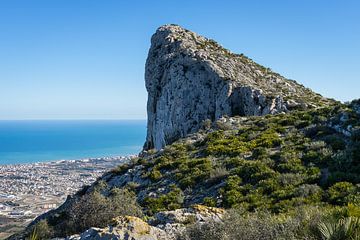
{"left": 0, "top": 118, "right": 147, "bottom": 121}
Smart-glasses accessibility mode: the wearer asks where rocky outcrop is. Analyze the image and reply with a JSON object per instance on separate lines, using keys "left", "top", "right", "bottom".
{"left": 63, "top": 205, "right": 225, "bottom": 240}
{"left": 71, "top": 216, "right": 168, "bottom": 240}
{"left": 144, "top": 24, "right": 330, "bottom": 150}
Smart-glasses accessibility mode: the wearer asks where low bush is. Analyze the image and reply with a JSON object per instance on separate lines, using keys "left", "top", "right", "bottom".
{"left": 317, "top": 216, "right": 360, "bottom": 240}
{"left": 143, "top": 184, "right": 184, "bottom": 214}
{"left": 327, "top": 182, "right": 358, "bottom": 205}
{"left": 59, "top": 187, "right": 143, "bottom": 236}
{"left": 28, "top": 220, "right": 53, "bottom": 240}
{"left": 180, "top": 207, "right": 325, "bottom": 240}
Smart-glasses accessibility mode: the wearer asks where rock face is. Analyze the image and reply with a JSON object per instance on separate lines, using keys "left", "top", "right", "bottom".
{"left": 144, "top": 24, "right": 328, "bottom": 150}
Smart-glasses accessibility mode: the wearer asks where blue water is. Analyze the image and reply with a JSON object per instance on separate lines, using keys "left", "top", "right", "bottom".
{"left": 0, "top": 120, "right": 147, "bottom": 165}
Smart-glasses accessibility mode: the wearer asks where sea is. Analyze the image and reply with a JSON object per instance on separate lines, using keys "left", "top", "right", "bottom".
{"left": 0, "top": 120, "right": 147, "bottom": 165}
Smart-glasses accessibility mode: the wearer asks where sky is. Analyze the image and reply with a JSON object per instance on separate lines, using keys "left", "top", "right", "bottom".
{"left": 0, "top": 0, "right": 359, "bottom": 120}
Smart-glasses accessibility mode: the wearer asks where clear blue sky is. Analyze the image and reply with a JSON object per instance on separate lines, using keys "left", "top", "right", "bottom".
{"left": 0, "top": 0, "right": 359, "bottom": 120}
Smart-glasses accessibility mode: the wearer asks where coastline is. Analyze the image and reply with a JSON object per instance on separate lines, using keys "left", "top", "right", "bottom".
{"left": 0, "top": 155, "right": 134, "bottom": 239}
{"left": 0, "top": 154, "right": 136, "bottom": 167}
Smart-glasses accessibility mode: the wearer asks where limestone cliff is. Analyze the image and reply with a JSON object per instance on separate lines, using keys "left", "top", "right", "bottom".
{"left": 144, "top": 24, "right": 330, "bottom": 150}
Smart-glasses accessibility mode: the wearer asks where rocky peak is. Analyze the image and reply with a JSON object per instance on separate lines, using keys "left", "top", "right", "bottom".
{"left": 144, "top": 24, "right": 331, "bottom": 150}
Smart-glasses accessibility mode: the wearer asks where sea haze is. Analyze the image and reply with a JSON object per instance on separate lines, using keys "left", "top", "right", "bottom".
{"left": 0, "top": 120, "right": 146, "bottom": 165}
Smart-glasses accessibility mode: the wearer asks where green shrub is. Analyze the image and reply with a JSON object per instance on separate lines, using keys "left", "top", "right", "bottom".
{"left": 143, "top": 184, "right": 184, "bottom": 214}
{"left": 255, "top": 131, "right": 283, "bottom": 148}
{"left": 327, "top": 182, "right": 357, "bottom": 205}
{"left": 180, "top": 207, "right": 325, "bottom": 240}
{"left": 60, "top": 187, "right": 143, "bottom": 236}
{"left": 277, "top": 158, "right": 306, "bottom": 174}
{"left": 221, "top": 175, "right": 243, "bottom": 208}
{"left": 149, "top": 168, "right": 162, "bottom": 181}
{"left": 317, "top": 216, "right": 360, "bottom": 240}
{"left": 110, "top": 163, "right": 131, "bottom": 175}
{"left": 222, "top": 189, "right": 243, "bottom": 208}
{"left": 234, "top": 160, "right": 276, "bottom": 183}
{"left": 252, "top": 147, "right": 268, "bottom": 158}
{"left": 179, "top": 176, "right": 195, "bottom": 188}
{"left": 209, "top": 166, "right": 229, "bottom": 182}
{"left": 203, "top": 197, "right": 217, "bottom": 207}
{"left": 294, "top": 184, "right": 323, "bottom": 200}
{"left": 175, "top": 158, "right": 212, "bottom": 188}
{"left": 27, "top": 219, "right": 53, "bottom": 240}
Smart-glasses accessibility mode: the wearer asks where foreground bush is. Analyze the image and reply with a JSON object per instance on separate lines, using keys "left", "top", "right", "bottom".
{"left": 27, "top": 220, "right": 53, "bottom": 240}
{"left": 41, "top": 184, "right": 143, "bottom": 237}
{"left": 318, "top": 216, "right": 360, "bottom": 240}
{"left": 66, "top": 187, "right": 143, "bottom": 234}
{"left": 180, "top": 207, "right": 323, "bottom": 240}
{"left": 180, "top": 204, "right": 360, "bottom": 240}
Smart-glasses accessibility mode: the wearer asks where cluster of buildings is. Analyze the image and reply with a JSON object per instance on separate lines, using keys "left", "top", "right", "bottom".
{"left": 0, "top": 156, "right": 132, "bottom": 235}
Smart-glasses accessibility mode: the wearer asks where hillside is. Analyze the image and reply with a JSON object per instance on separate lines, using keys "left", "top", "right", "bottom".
{"left": 9, "top": 26, "right": 360, "bottom": 240}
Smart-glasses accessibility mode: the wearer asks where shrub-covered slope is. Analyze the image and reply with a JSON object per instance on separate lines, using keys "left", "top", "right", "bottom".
{"left": 16, "top": 100, "right": 360, "bottom": 239}
{"left": 134, "top": 100, "right": 360, "bottom": 213}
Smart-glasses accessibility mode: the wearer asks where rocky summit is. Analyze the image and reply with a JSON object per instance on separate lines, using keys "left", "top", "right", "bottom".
{"left": 144, "top": 24, "right": 331, "bottom": 150}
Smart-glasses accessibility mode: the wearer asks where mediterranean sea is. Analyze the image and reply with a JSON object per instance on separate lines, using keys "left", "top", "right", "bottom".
{"left": 0, "top": 120, "right": 146, "bottom": 165}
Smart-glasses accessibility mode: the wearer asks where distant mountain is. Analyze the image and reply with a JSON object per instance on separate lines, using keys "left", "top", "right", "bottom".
{"left": 10, "top": 25, "right": 360, "bottom": 240}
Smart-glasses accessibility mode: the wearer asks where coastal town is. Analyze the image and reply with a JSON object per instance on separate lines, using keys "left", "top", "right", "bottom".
{"left": 0, "top": 156, "right": 132, "bottom": 239}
